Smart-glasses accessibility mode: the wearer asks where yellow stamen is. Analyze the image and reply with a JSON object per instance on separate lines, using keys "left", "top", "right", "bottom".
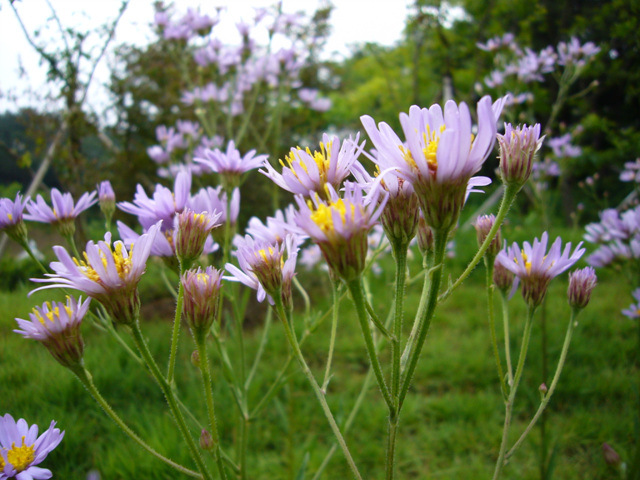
{"left": 280, "top": 141, "right": 333, "bottom": 183}
{"left": 74, "top": 242, "right": 133, "bottom": 283}
{"left": 309, "top": 198, "right": 355, "bottom": 233}
{"left": 7, "top": 213, "right": 13, "bottom": 221}
{"left": 7, "top": 436, "right": 35, "bottom": 473}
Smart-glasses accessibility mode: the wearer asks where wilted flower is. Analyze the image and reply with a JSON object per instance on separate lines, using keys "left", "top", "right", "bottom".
{"left": 31, "top": 223, "right": 161, "bottom": 325}
{"left": 0, "top": 193, "right": 29, "bottom": 244}
{"left": 497, "top": 123, "right": 544, "bottom": 187}
{"left": 15, "top": 296, "right": 90, "bottom": 368}
{"left": 361, "top": 96, "right": 506, "bottom": 230}
{"left": 182, "top": 266, "right": 224, "bottom": 338}
{"left": 567, "top": 267, "right": 597, "bottom": 310}
{"left": 496, "top": 232, "right": 585, "bottom": 308}
{"left": 261, "top": 133, "right": 364, "bottom": 199}
{"left": 25, "top": 189, "right": 97, "bottom": 238}
{"left": 225, "top": 234, "right": 299, "bottom": 305}
{"left": 0, "top": 414, "right": 64, "bottom": 479}
{"left": 294, "top": 182, "right": 387, "bottom": 281}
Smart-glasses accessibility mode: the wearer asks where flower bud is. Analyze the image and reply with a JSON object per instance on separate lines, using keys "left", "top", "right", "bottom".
{"left": 97, "top": 180, "right": 116, "bottom": 222}
{"left": 417, "top": 214, "right": 434, "bottom": 257}
{"left": 493, "top": 258, "right": 515, "bottom": 294}
{"left": 182, "top": 267, "right": 224, "bottom": 339}
{"left": 474, "top": 214, "right": 502, "bottom": 258}
{"left": 498, "top": 123, "right": 544, "bottom": 188}
{"left": 602, "top": 443, "right": 622, "bottom": 468}
{"left": 568, "top": 267, "right": 597, "bottom": 310}
{"left": 176, "top": 209, "right": 221, "bottom": 267}
{"left": 200, "top": 429, "right": 214, "bottom": 451}
{"left": 539, "top": 383, "right": 548, "bottom": 397}
{"left": 191, "top": 350, "right": 201, "bottom": 368}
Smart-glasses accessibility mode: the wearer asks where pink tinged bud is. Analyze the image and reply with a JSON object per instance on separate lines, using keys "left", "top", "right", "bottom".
{"left": 191, "top": 349, "right": 201, "bottom": 367}
{"left": 568, "top": 267, "right": 597, "bottom": 310}
{"left": 474, "top": 214, "right": 502, "bottom": 257}
{"left": 175, "top": 209, "right": 222, "bottom": 266}
{"left": 15, "top": 296, "right": 90, "bottom": 368}
{"left": 493, "top": 259, "right": 515, "bottom": 294}
{"left": 200, "top": 429, "right": 214, "bottom": 450}
{"left": 602, "top": 443, "right": 622, "bottom": 467}
{"left": 97, "top": 181, "right": 116, "bottom": 220}
{"left": 539, "top": 383, "right": 548, "bottom": 394}
{"left": 181, "top": 266, "right": 224, "bottom": 339}
{"left": 417, "top": 214, "right": 435, "bottom": 256}
{"left": 498, "top": 123, "right": 544, "bottom": 187}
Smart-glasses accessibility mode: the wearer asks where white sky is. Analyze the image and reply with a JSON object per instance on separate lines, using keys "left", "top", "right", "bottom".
{"left": 0, "top": 0, "right": 412, "bottom": 117}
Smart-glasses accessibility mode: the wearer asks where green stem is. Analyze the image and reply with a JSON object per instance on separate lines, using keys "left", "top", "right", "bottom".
{"left": 245, "top": 308, "right": 272, "bottom": 390}
{"left": 493, "top": 306, "right": 536, "bottom": 480}
{"left": 391, "top": 241, "right": 408, "bottom": 400}
{"left": 18, "top": 238, "right": 48, "bottom": 273}
{"left": 485, "top": 258, "right": 507, "bottom": 398}
{"left": 273, "top": 295, "right": 363, "bottom": 480}
{"left": 398, "top": 227, "right": 449, "bottom": 411}
{"left": 500, "top": 292, "right": 514, "bottom": 387}
{"left": 505, "top": 309, "right": 577, "bottom": 461}
{"left": 400, "top": 254, "right": 431, "bottom": 371}
{"left": 64, "top": 232, "right": 81, "bottom": 260}
{"left": 71, "top": 366, "right": 201, "bottom": 478}
{"left": 167, "top": 273, "right": 185, "bottom": 383}
{"left": 195, "top": 335, "right": 228, "bottom": 480}
{"left": 346, "top": 277, "right": 394, "bottom": 411}
{"left": 440, "top": 184, "right": 519, "bottom": 303}
{"left": 322, "top": 279, "right": 341, "bottom": 391}
{"left": 129, "top": 321, "right": 214, "bottom": 480}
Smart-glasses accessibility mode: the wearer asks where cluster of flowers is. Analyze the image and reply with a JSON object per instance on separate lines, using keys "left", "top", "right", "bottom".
{"left": 0, "top": 414, "right": 64, "bottom": 480}
{"left": 620, "top": 158, "right": 640, "bottom": 184}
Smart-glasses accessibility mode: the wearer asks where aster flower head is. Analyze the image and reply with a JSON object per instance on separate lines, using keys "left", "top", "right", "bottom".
{"left": 25, "top": 189, "right": 97, "bottom": 238}
{"left": 0, "top": 414, "right": 64, "bottom": 480}
{"left": 225, "top": 234, "right": 299, "bottom": 306}
{"left": 496, "top": 232, "right": 585, "bottom": 308}
{"left": 294, "top": 182, "right": 388, "bottom": 282}
{"left": 15, "top": 296, "right": 90, "bottom": 368}
{"left": 245, "top": 205, "right": 307, "bottom": 247}
{"left": 497, "top": 123, "right": 544, "bottom": 187}
{"left": 195, "top": 140, "right": 268, "bottom": 190}
{"left": 622, "top": 289, "right": 640, "bottom": 319}
{"left": 261, "top": 133, "right": 364, "bottom": 200}
{"left": 182, "top": 266, "right": 224, "bottom": 338}
{"left": 474, "top": 214, "right": 502, "bottom": 258}
{"left": 0, "top": 193, "right": 29, "bottom": 244}
{"left": 97, "top": 180, "right": 116, "bottom": 222}
{"left": 31, "top": 223, "right": 161, "bottom": 326}
{"left": 188, "top": 186, "right": 240, "bottom": 244}
{"left": 175, "top": 208, "right": 222, "bottom": 266}
{"left": 361, "top": 95, "right": 506, "bottom": 230}
{"left": 567, "top": 267, "right": 597, "bottom": 310}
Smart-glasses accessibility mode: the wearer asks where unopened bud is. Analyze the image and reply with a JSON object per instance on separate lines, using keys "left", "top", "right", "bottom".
{"left": 498, "top": 123, "right": 543, "bottom": 188}
{"left": 474, "top": 214, "right": 502, "bottom": 258}
{"left": 539, "top": 383, "right": 548, "bottom": 397}
{"left": 568, "top": 267, "right": 597, "bottom": 310}
{"left": 200, "top": 429, "right": 214, "bottom": 451}
{"left": 602, "top": 443, "right": 622, "bottom": 467}
{"left": 417, "top": 215, "right": 434, "bottom": 256}
{"left": 176, "top": 209, "right": 221, "bottom": 266}
{"left": 493, "top": 259, "right": 515, "bottom": 294}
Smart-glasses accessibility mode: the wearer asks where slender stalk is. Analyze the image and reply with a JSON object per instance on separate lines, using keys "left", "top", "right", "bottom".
{"left": 391, "top": 241, "right": 409, "bottom": 400}
{"left": 64, "top": 232, "right": 81, "bottom": 260}
{"left": 195, "top": 335, "right": 229, "bottom": 480}
{"left": 505, "top": 310, "right": 577, "bottom": 460}
{"left": 400, "top": 254, "right": 431, "bottom": 370}
{"left": 167, "top": 273, "right": 185, "bottom": 383}
{"left": 493, "top": 306, "right": 536, "bottom": 480}
{"left": 322, "top": 279, "right": 341, "bottom": 391}
{"left": 440, "top": 184, "right": 519, "bottom": 303}
{"left": 245, "top": 308, "right": 273, "bottom": 390}
{"left": 273, "top": 294, "right": 363, "bottom": 480}
{"left": 17, "top": 238, "right": 48, "bottom": 273}
{"left": 398, "top": 227, "right": 449, "bottom": 411}
{"left": 346, "top": 277, "right": 394, "bottom": 411}
{"left": 500, "top": 292, "right": 514, "bottom": 386}
{"left": 485, "top": 258, "right": 507, "bottom": 398}
{"left": 70, "top": 365, "right": 201, "bottom": 478}
{"left": 129, "top": 321, "right": 214, "bottom": 480}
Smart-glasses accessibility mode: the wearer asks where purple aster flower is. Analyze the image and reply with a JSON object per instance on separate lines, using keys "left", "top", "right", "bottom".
{"left": 15, "top": 296, "right": 90, "bottom": 368}
{"left": 0, "top": 193, "right": 29, "bottom": 244}
{"left": 31, "top": 223, "right": 161, "bottom": 325}
{"left": 620, "top": 158, "right": 640, "bottom": 183}
{"left": 188, "top": 186, "right": 240, "bottom": 244}
{"left": 225, "top": 234, "right": 299, "bottom": 305}
{"left": 245, "top": 205, "right": 306, "bottom": 246}
{"left": 497, "top": 123, "right": 544, "bottom": 187}
{"left": 25, "top": 189, "right": 97, "bottom": 238}
{"left": 0, "top": 414, "right": 64, "bottom": 480}
{"left": 261, "top": 133, "right": 364, "bottom": 199}
{"left": 195, "top": 140, "right": 268, "bottom": 190}
{"left": 361, "top": 95, "right": 506, "bottom": 230}
{"left": 294, "top": 182, "right": 387, "bottom": 281}
{"left": 586, "top": 244, "right": 615, "bottom": 268}
{"left": 118, "top": 170, "right": 191, "bottom": 231}
{"left": 567, "top": 267, "right": 597, "bottom": 310}
{"left": 182, "top": 266, "right": 224, "bottom": 338}
{"left": 622, "top": 288, "right": 640, "bottom": 319}
{"left": 496, "top": 232, "right": 585, "bottom": 308}
{"left": 547, "top": 133, "right": 582, "bottom": 159}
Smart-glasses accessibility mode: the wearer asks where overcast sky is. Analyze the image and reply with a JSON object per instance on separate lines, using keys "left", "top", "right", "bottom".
{"left": 0, "top": 0, "right": 412, "bottom": 115}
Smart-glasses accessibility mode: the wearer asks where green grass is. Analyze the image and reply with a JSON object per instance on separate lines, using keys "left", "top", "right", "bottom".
{"left": 0, "top": 226, "right": 636, "bottom": 479}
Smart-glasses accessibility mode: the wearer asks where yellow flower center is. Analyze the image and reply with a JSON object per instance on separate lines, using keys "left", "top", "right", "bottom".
{"left": 0, "top": 451, "right": 4, "bottom": 470}
{"left": 74, "top": 242, "right": 133, "bottom": 282}
{"left": 33, "top": 299, "right": 73, "bottom": 326}
{"left": 309, "top": 198, "right": 355, "bottom": 233}
{"left": 515, "top": 250, "right": 532, "bottom": 272}
{"left": 280, "top": 141, "right": 333, "bottom": 183}
{"left": 7, "top": 436, "right": 35, "bottom": 473}
{"left": 257, "top": 247, "right": 275, "bottom": 263}
{"left": 196, "top": 272, "right": 209, "bottom": 285}
{"left": 7, "top": 213, "right": 13, "bottom": 221}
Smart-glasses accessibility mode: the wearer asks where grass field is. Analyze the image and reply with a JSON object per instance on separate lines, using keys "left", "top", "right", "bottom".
{"left": 0, "top": 222, "right": 636, "bottom": 479}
